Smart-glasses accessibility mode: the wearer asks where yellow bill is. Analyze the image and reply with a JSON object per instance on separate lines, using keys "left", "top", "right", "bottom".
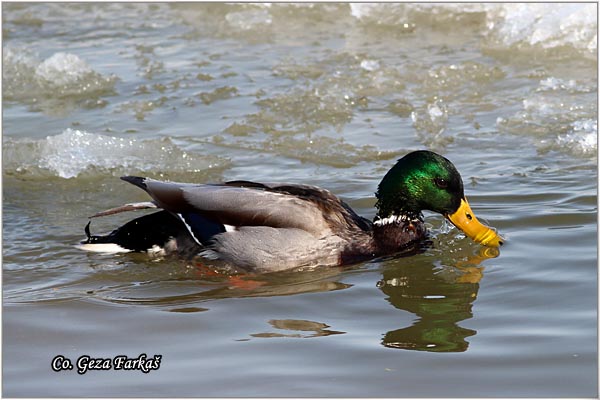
{"left": 446, "top": 198, "right": 503, "bottom": 247}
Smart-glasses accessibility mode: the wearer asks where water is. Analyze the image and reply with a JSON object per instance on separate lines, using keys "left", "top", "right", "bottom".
{"left": 3, "top": 3, "right": 597, "bottom": 397}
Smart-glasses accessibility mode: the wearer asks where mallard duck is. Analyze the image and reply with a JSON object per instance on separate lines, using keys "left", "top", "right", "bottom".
{"left": 79, "top": 150, "right": 503, "bottom": 272}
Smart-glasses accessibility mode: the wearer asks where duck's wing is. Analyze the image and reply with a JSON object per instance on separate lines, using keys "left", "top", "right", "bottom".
{"left": 121, "top": 176, "right": 371, "bottom": 237}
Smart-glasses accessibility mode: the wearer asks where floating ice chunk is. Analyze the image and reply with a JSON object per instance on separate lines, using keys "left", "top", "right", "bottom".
{"left": 522, "top": 97, "right": 553, "bottom": 115}
{"left": 536, "top": 119, "right": 598, "bottom": 158}
{"left": 557, "top": 119, "right": 598, "bottom": 156}
{"left": 225, "top": 8, "right": 272, "bottom": 30}
{"left": 360, "top": 59, "right": 380, "bottom": 72}
{"left": 428, "top": 102, "right": 446, "bottom": 120}
{"left": 4, "top": 48, "right": 117, "bottom": 104}
{"left": 538, "top": 77, "right": 594, "bottom": 93}
{"left": 410, "top": 100, "right": 451, "bottom": 149}
{"left": 349, "top": 3, "right": 378, "bottom": 19}
{"left": 3, "top": 46, "right": 39, "bottom": 71}
{"left": 350, "top": 3, "right": 596, "bottom": 56}
{"left": 35, "top": 52, "right": 94, "bottom": 86}
{"left": 555, "top": 132, "right": 597, "bottom": 156}
{"left": 485, "top": 3, "right": 597, "bottom": 56}
{"left": 571, "top": 119, "right": 597, "bottom": 134}
{"left": 4, "top": 129, "right": 224, "bottom": 179}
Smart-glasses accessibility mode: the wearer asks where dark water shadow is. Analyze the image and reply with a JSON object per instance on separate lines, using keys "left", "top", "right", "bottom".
{"left": 377, "top": 247, "right": 499, "bottom": 352}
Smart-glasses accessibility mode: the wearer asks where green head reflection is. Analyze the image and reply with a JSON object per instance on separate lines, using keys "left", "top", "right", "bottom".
{"left": 377, "top": 247, "right": 498, "bottom": 352}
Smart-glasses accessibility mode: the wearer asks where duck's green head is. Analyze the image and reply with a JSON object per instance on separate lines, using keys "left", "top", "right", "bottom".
{"left": 376, "top": 150, "right": 503, "bottom": 247}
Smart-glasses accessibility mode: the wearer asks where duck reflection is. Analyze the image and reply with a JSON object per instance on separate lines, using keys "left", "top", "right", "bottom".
{"left": 378, "top": 246, "right": 499, "bottom": 352}
{"left": 94, "top": 245, "right": 498, "bottom": 353}
{"left": 97, "top": 265, "right": 351, "bottom": 310}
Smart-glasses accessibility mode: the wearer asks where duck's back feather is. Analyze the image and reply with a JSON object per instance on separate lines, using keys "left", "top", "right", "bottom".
{"left": 121, "top": 176, "right": 372, "bottom": 238}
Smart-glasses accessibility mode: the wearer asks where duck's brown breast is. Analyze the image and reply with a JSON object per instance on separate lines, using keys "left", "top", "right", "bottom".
{"left": 372, "top": 218, "right": 427, "bottom": 256}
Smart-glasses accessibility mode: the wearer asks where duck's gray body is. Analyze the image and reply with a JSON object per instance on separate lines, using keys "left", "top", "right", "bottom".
{"left": 81, "top": 176, "right": 426, "bottom": 272}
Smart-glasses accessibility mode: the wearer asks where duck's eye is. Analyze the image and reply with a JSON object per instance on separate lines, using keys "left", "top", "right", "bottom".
{"left": 434, "top": 178, "right": 448, "bottom": 189}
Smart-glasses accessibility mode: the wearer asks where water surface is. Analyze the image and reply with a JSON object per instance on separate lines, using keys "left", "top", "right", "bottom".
{"left": 3, "top": 3, "right": 597, "bottom": 397}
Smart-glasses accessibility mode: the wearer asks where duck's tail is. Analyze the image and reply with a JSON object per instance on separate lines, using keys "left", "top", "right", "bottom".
{"left": 76, "top": 210, "right": 202, "bottom": 258}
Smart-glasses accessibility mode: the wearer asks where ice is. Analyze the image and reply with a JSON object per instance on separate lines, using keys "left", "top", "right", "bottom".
{"left": 349, "top": 3, "right": 597, "bottom": 57}
{"left": 3, "top": 48, "right": 117, "bottom": 103}
{"left": 4, "top": 129, "right": 225, "bottom": 179}
{"left": 35, "top": 52, "right": 94, "bottom": 86}
{"left": 484, "top": 3, "right": 597, "bottom": 56}
{"left": 556, "top": 119, "right": 598, "bottom": 156}
{"left": 225, "top": 8, "right": 272, "bottom": 30}
{"left": 410, "top": 100, "right": 451, "bottom": 150}
{"left": 538, "top": 77, "right": 595, "bottom": 94}
{"left": 360, "top": 59, "right": 380, "bottom": 72}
